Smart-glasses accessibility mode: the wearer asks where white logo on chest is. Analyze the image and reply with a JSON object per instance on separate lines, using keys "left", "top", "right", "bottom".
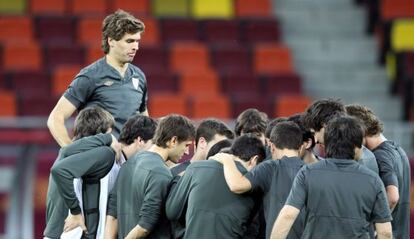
{"left": 132, "top": 77, "right": 139, "bottom": 90}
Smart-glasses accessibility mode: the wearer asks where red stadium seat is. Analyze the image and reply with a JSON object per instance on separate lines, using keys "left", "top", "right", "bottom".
{"left": 35, "top": 16, "right": 76, "bottom": 45}
{"left": 274, "top": 95, "right": 311, "bottom": 117}
{"left": 231, "top": 95, "right": 272, "bottom": 118}
{"left": 145, "top": 70, "right": 178, "bottom": 93}
{"left": 85, "top": 46, "right": 104, "bottom": 64}
{"left": 160, "top": 19, "right": 199, "bottom": 43}
{"left": 149, "top": 93, "right": 188, "bottom": 117}
{"left": 381, "top": 0, "right": 414, "bottom": 20}
{"left": 170, "top": 42, "right": 212, "bottom": 74}
{"left": 211, "top": 44, "right": 251, "bottom": 74}
{"left": 191, "top": 95, "right": 231, "bottom": 119}
{"left": 52, "top": 65, "right": 82, "bottom": 96}
{"left": 220, "top": 71, "right": 261, "bottom": 97}
{"left": 77, "top": 17, "right": 102, "bottom": 46}
{"left": 179, "top": 71, "right": 220, "bottom": 97}
{"left": 69, "top": 0, "right": 108, "bottom": 16}
{"left": 0, "top": 90, "right": 16, "bottom": 116}
{"left": 111, "top": 0, "right": 149, "bottom": 15}
{"left": 262, "top": 73, "right": 302, "bottom": 96}
{"left": 253, "top": 43, "right": 295, "bottom": 75}
{"left": 242, "top": 18, "right": 280, "bottom": 44}
{"left": 235, "top": 0, "right": 272, "bottom": 17}
{"left": 133, "top": 45, "right": 168, "bottom": 73}
{"left": 30, "top": 0, "right": 66, "bottom": 15}
{"left": 8, "top": 70, "right": 50, "bottom": 97}
{"left": 0, "top": 16, "right": 33, "bottom": 44}
{"left": 140, "top": 17, "right": 160, "bottom": 47}
{"left": 3, "top": 42, "right": 42, "bottom": 71}
{"left": 201, "top": 19, "right": 241, "bottom": 45}
{"left": 43, "top": 44, "right": 84, "bottom": 69}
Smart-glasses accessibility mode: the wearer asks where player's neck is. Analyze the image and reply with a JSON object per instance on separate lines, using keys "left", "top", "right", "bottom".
{"left": 274, "top": 149, "right": 299, "bottom": 160}
{"left": 106, "top": 54, "right": 128, "bottom": 77}
{"left": 147, "top": 144, "right": 169, "bottom": 162}
{"left": 190, "top": 150, "right": 206, "bottom": 162}
{"left": 365, "top": 134, "right": 387, "bottom": 150}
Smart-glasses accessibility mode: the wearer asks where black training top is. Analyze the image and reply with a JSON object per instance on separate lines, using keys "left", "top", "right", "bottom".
{"left": 64, "top": 57, "right": 148, "bottom": 136}
{"left": 286, "top": 158, "right": 392, "bottom": 239}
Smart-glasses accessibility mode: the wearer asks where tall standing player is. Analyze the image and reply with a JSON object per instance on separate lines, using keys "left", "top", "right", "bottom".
{"left": 48, "top": 9, "right": 148, "bottom": 146}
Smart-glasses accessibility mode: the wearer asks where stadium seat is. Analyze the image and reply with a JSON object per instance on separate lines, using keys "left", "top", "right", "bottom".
{"left": 220, "top": 72, "right": 261, "bottom": 97}
{"left": 43, "top": 45, "right": 85, "bottom": 69}
{"left": 35, "top": 16, "right": 77, "bottom": 45}
{"left": 111, "top": 0, "right": 149, "bottom": 15}
{"left": 152, "top": 0, "right": 189, "bottom": 18}
{"left": 200, "top": 19, "right": 241, "bottom": 45}
{"left": 140, "top": 17, "right": 160, "bottom": 47}
{"left": 0, "top": 16, "right": 34, "bottom": 44}
{"left": 191, "top": 0, "right": 233, "bottom": 19}
{"left": 69, "top": 0, "right": 108, "bottom": 16}
{"left": 231, "top": 96, "right": 272, "bottom": 118}
{"left": 149, "top": 93, "right": 188, "bottom": 117}
{"left": 3, "top": 42, "right": 42, "bottom": 71}
{"left": 0, "top": 90, "right": 16, "bottom": 116}
{"left": 191, "top": 95, "right": 231, "bottom": 119}
{"left": 235, "top": 0, "right": 272, "bottom": 17}
{"left": 179, "top": 71, "right": 220, "bottom": 97}
{"left": 133, "top": 45, "right": 168, "bottom": 73}
{"left": 85, "top": 46, "right": 104, "bottom": 65}
{"left": 211, "top": 44, "right": 251, "bottom": 74}
{"left": 145, "top": 70, "right": 178, "bottom": 93}
{"left": 391, "top": 20, "right": 414, "bottom": 52}
{"left": 160, "top": 19, "right": 199, "bottom": 43}
{"left": 77, "top": 17, "right": 102, "bottom": 46}
{"left": 30, "top": 0, "right": 66, "bottom": 15}
{"left": 381, "top": 0, "right": 414, "bottom": 20}
{"left": 170, "top": 42, "right": 211, "bottom": 74}
{"left": 262, "top": 73, "right": 302, "bottom": 96}
{"left": 273, "top": 95, "right": 311, "bottom": 117}
{"left": 253, "top": 43, "right": 295, "bottom": 75}
{"left": 8, "top": 70, "right": 50, "bottom": 97}
{"left": 241, "top": 18, "right": 280, "bottom": 44}
{"left": 18, "top": 95, "right": 58, "bottom": 116}
{"left": 52, "top": 65, "right": 82, "bottom": 96}
{"left": 0, "top": 0, "right": 26, "bottom": 14}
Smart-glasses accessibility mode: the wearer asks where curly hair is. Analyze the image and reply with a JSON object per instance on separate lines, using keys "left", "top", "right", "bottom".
{"left": 101, "top": 9, "right": 145, "bottom": 54}
{"left": 345, "top": 104, "right": 383, "bottom": 136}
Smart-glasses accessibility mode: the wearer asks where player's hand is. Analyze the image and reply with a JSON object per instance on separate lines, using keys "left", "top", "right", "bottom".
{"left": 211, "top": 153, "right": 235, "bottom": 164}
{"left": 64, "top": 213, "right": 87, "bottom": 233}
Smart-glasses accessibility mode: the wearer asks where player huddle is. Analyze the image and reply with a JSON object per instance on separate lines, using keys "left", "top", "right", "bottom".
{"left": 43, "top": 98, "right": 410, "bottom": 239}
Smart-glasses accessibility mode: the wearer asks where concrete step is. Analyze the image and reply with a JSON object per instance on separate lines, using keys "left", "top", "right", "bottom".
{"left": 287, "top": 37, "right": 378, "bottom": 64}
{"left": 301, "top": 68, "right": 390, "bottom": 90}
{"left": 0, "top": 167, "right": 14, "bottom": 192}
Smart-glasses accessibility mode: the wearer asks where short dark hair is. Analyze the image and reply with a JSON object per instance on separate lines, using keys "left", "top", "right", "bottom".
{"left": 345, "top": 104, "right": 383, "bottom": 136}
{"left": 73, "top": 106, "right": 114, "bottom": 140}
{"left": 206, "top": 139, "right": 233, "bottom": 159}
{"left": 303, "top": 99, "right": 345, "bottom": 131}
{"left": 195, "top": 119, "right": 234, "bottom": 147}
{"left": 119, "top": 114, "right": 157, "bottom": 145}
{"left": 288, "top": 114, "right": 316, "bottom": 149}
{"left": 270, "top": 121, "right": 303, "bottom": 150}
{"left": 153, "top": 114, "right": 195, "bottom": 148}
{"left": 235, "top": 108, "right": 268, "bottom": 137}
{"left": 102, "top": 9, "right": 145, "bottom": 54}
{"left": 265, "top": 117, "right": 288, "bottom": 139}
{"left": 230, "top": 134, "right": 266, "bottom": 163}
{"left": 324, "top": 116, "right": 363, "bottom": 159}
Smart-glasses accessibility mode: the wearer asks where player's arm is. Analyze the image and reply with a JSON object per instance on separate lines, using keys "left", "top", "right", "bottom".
{"left": 270, "top": 205, "right": 300, "bottom": 239}
{"left": 51, "top": 147, "right": 116, "bottom": 216}
{"left": 104, "top": 215, "right": 118, "bottom": 239}
{"left": 166, "top": 169, "right": 193, "bottom": 220}
{"left": 376, "top": 150, "right": 399, "bottom": 210}
{"left": 47, "top": 96, "right": 77, "bottom": 147}
{"left": 214, "top": 153, "right": 252, "bottom": 194}
{"left": 375, "top": 222, "right": 392, "bottom": 239}
{"left": 63, "top": 133, "right": 115, "bottom": 157}
{"left": 129, "top": 173, "right": 171, "bottom": 237}
{"left": 125, "top": 225, "right": 149, "bottom": 239}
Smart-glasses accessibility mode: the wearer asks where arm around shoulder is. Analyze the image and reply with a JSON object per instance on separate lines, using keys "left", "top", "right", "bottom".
{"left": 219, "top": 155, "right": 252, "bottom": 194}
{"left": 270, "top": 205, "right": 300, "bottom": 239}
{"left": 47, "top": 96, "right": 77, "bottom": 147}
{"left": 375, "top": 222, "right": 392, "bottom": 239}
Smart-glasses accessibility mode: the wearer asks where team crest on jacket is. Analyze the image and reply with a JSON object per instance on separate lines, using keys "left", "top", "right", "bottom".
{"left": 132, "top": 77, "right": 139, "bottom": 90}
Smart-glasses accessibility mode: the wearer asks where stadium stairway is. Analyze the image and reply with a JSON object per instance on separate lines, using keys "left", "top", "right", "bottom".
{"left": 273, "top": 0, "right": 414, "bottom": 154}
